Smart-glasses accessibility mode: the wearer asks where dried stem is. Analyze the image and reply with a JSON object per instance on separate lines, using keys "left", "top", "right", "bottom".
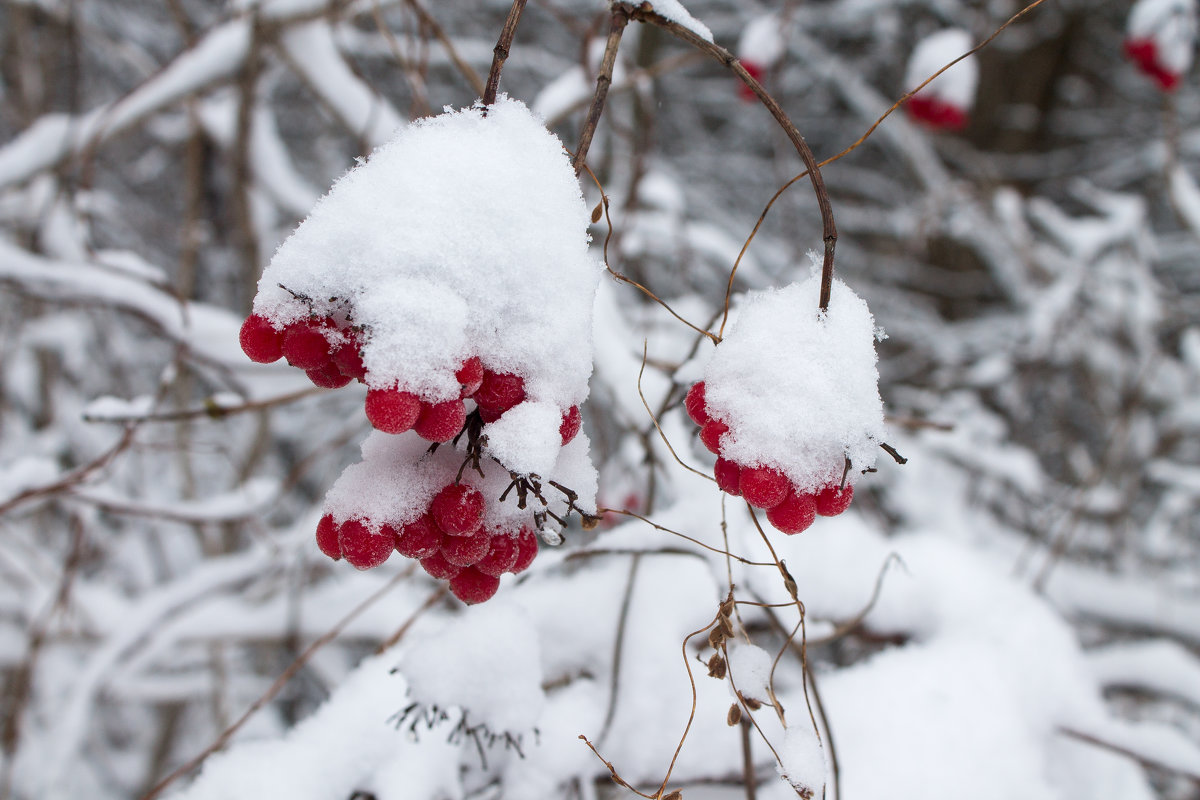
{"left": 481, "top": 0, "right": 528, "bottom": 106}
{"left": 572, "top": 7, "right": 628, "bottom": 175}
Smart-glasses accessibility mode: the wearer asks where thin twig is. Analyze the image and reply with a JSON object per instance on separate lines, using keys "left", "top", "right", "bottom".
{"left": 401, "top": 0, "right": 486, "bottom": 96}
{"left": 598, "top": 507, "right": 776, "bottom": 567}
{"left": 82, "top": 386, "right": 327, "bottom": 424}
{"left": 481, "top": 0, "right": 528, "bottom": 106}
{"left": 637, "top": 340, "right": 717, "bottom": 483}
{"left": 598, "top": 553, "right": 642, "bottom": 745}
{"left": 572, "top": 6, "right": 628, "bottom": 175}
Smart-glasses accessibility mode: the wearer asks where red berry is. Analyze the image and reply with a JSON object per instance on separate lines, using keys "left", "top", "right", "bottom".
{"left": 420, "top": 550, "right": 461, "bottom": 580}
{"left": 510, "top": 528, "right": 538, "bottom": 574}
{"left": 414, "top": 399, "right": 466, "bottom": 443}
{"left": 478, "top": 405, "right": 503, "bottom": 423}
{"left": 684, "top": 382, "right": 709, "bottom": 426}
{"left": 906, "top": 95, "right": 967, "bottom": 131}
{"left": 476, "top": 530, "right": 519, "bottom": 576}
{"left": 739, "top": 61, "right": 765, "bottom": 102}
{"left": 699, "top": 419, "right": 728, "bottom": 454}
{"left": 714, "top": 458, "right": 742, "bottom": 496}
{"left": 475, "top": 370, "right": 525, "bottom": 413}
{"left": 282, "top": 318, "right": 335, "bottom": 370}
{"left": 393, "top": 514, "right": 443, "bottom": 559}
{"left": 430, "top": 483, "right": 485, "bottom": 536}
{"left": 332, "top": 333, "right": 367, "bottom": 381}
{"left": 739, "top": 466, "right": 789, "bottom": 509}
{"left": 307, "top": 362, "right": 352, "bottom": 389}
{"left": 560, "top": 406, "right": 582, "bottom": 445}
{"left": 365, "top": 388, "right": 421, "bottom": 434}
{"left": 814, "top": 484, "right": 854, "bottom": 516}
{"left": 767, "top": 489, "right": 817, "bottom": 535}
{"left": 240, "top": 314, "right": 283, "bottom": 363}
{"left": 449, "top": 567, "right": 501, "bottom": 605}
{"left": 441, "top": 528, "right": 491, "bottom": 567}
{"left": 339, "top": 519, "right": 393, "bottom": 569}
{"left": 315, "top": 514, "right": 341, "bottom": 560}
{"left": 456, "top": 356, "right": 484, "bottom": 397}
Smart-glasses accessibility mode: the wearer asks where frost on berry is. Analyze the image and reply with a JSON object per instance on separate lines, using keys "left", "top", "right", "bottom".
{"left": 559, "top": 405, "right": 582, "bottom": 445}
{"left": 456, "top": 356, "right": 484, "bottom": 397}
{"left": 475, "top": 370, "right": 526, "bottom": 414}
{"left": 714, "top": 458, "right": 742, "bottom": 496}
{"left": 699, "top": 419, "right": 728, "bottom": 455}
{"left": 239, "top": 314, "right": 283, "bottom": 363}
{"left": 684, "top": 381, "right": 709, "bottom": 426}
{"left": 431, "top": 483, "right": 485, "bottom": 536}
{"left": 449, "top": 566, "right": 502, "bottom": 605}
{"left": 767, "top": 489, "right": 817, "bottom": 535}
{"left": 476, "top": 530, "right": 519, "bottom": 576}
{"left": 338, "top": 519, "right": 393, "bottom": 570}
{"left": 739, "top": 466, "right": 790, "bottom": 510}
{"left": 814, "top": 484, "right": 854, "bottom": 517}
{"left": 394, "top": 513, "right": 443, "bottom": 559}
{"left": 307, "top": 362, "right": 352, "bottom": 389}
{"left": 365, "top": 388, "right": 422, "bottom": 434}
{"left": 441, "top": 528, "right": 492, "bottom": 567}
{"left": 315, "top": 514, "right": 341, "bottom": 560}
{"left": 282, "top": 319, "right": 335, "bottom": 370}
{"left": 420, "top": 550, "right": 462, "bottom": 580}
{"left": 332, "top": 334, "right": 367, "bottom": 381}
{"left": 414, "top": 399, "right": 467, "bottom": 443}
{"left": 903, "top": 29, "right": 978, "bottom": 131}
{"left": 510, "top": 528, "right": 539, "bottom": 574}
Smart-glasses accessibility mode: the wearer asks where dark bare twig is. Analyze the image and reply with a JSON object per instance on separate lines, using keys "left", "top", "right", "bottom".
{"left": 82, "top": 387, "right": 327, "bottom": 424}
{"left": 572, "top": 7, "right": 628, "bottom": 174}
{"left": 481, "top": 0, "right": 528, "bottom": 106}
{"left": 598, "top": 553, "right": 642, "bottom": 745}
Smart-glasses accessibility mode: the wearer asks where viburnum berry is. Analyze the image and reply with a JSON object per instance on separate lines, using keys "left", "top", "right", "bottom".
{"left": 393, "top": 514, "right": 443, "bottom": 559}
{"left": 474, "top": 370, "right": 526, "bottom": 414}
{"left": 713, "top": 457, "right": 742, "bottom": 496}
{"left": 767, "top": 489, "right": 817, "bottom": 535}
{"left": 430, "top": 483, "right": 485, "bottom": 536}
{"left": 315, "top": 514, "right": 341, "bottom": 560}
{"left": 510, "top": 527, "right": 538, "bottom": 574}
{"left": 441, "top": 528, "right": 492, "bottom": 567}
{"left": 478, "top": 405, "right": 503, "bottom": 423}
{"left": 282, "top": 318, "right": 335, "bottom": 370}
{"left": 420, "top": 550, "right": 461, "bottom": 580}
{"left": 739, "top": 466, "right": 790, "bottom": 509}
{"left": 814, "top": 484, "right": 854, "bottom": 517}
{"left": 365, "top": 387, "right": 421, "bottom": 434}
{"left": 239, "top": 314, "right": 284, "bottom": 363}
{"left": 332, "top": 333, "right": 367, "bottom": 381}
{"left": 306, "top": 362, "right": 353, "bottom": 389}
{"left": 476, "top": 530, "right": 519, "bottom": 576}
{"left": 560, "top": 406, "right": 582, "bottom": 445}
{"left": 456, "top": 356, "right": 484, "bottom": 397}
{"left": 906, "top": 95, "right": 967, "bottom": 131}
{"left": 339, "top": 518, "right": 393, "bottom": 569}
{"left": 738, "top": 61, "right": 765, "bottom": 102}
{"left": 699, "top": 419, "right": 728, "bottom": 454}
{"left": 449, "top": 566, "right": 501, "bottom": 605}
{"left": 684, "top": 381, "right": 709, "bottom": 426}
{"left": 414, "top": 399, "right": 466, "bottom": 443}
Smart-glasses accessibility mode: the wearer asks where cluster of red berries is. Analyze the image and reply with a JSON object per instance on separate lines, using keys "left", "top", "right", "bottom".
{"left": 1123, "top": 38, "right": 1181, "bottom": 91}
{"left": 685, "top": 381, "right": 853, "bottom": 535}
{"left": 239, "top": 312, "right": 581, "bottom": 446}
{"left": 904, "top": 95, "right": 968, "bottom": 131}
{"left": 316, "top": 481, "right": 539, "bottom": 604}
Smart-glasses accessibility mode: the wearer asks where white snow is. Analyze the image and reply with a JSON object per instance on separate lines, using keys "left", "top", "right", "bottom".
{"left": 725, "top": 640, "right": 774, "bottom": 703}
{"left": 775, "top": 724, "right": 825, "bottom": 796}
{"left": 905, "top": 28, "right": 979, "bottom": 109}
{"left": 737, "top": 14, "right": 786, "bottom": 67}
{"left": 629, "top": 0, "right": 714, "bottom": 43}
{"left": 702, "top": 267, "right": 887, "bottom": 491}
{"left": 1128, "top": 0, "right": 1198, "bottom": 73}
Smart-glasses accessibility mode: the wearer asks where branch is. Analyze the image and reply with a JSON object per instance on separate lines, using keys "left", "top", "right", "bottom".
{"left": 572, "top": 6, "right": 628, "bottom": 174}
{"left": 481, "top": 0, "right": 529, "bottom": 106}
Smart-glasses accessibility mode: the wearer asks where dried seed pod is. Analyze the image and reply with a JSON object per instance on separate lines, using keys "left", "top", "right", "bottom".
{"left": 663, "top": 793, "right": 683, "bottom": 800}
{"left": 706, "top": 653, "right": 727, "bottom": 680}
{"left": 718, "top": 613, "right": 735, "bottom": 638}
{"left": 727, "top": 703, "right": 742, "bottom": 726}
{"left": 745, "top": 696, "right": 762, "bottom": 711}
{"left": 719, "top": 596, "right": 735, "bottom": 619}
{"left": 707, "top": 626, "right": 725, "bottom": 650}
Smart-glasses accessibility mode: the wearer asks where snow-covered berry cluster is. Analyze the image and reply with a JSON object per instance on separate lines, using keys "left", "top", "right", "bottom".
{"left": 240, "top": 99, "right": 601, "bottom": 604}
{"left": 903, "top": 28, "right": 978, "bottom": 131}
{"left": 1124, "top": 0, "right": 1196, "bottom": 91}
{"left": 685, "top": 380, "right": 853, "bottom": 534}
{"left": 690, "top": 270, "right": 885, "bottom": 536}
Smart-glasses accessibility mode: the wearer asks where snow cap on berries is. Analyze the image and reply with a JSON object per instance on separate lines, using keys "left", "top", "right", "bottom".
{"left": 1127, "top": 0, "right": 1197, "bottom": 84}
{"left": 737, "top": 14, "right": 786, "bottom": 69}
{"left": 702, "top": 264, "right": 886, "bottom": 493}
{"left": 904, "top": 29, "right": 978, "bottom": 115}
{"left": 251, "top": 97, "right": 601, "bottom": 408}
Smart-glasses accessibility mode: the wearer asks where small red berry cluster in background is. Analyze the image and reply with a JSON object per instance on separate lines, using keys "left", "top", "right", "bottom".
{"left": 316, "top": 481, "right": 539, "bottom": 604}
{"left": 905, "top": 94, "right": 968, "bottom": 131}
{"left": 1123, "top": 38, "right": 1182, "bottom": 91}
{"left": 686, "top": 381, "right": 853, "bottom": 535}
